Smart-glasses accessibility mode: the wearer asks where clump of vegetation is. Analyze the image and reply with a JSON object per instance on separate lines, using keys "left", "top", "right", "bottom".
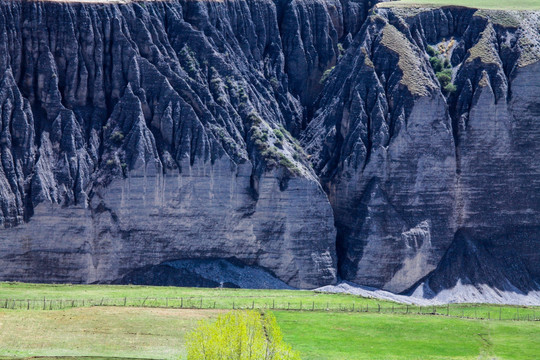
{"left": 337, "top": 43, "right": 345, "bottom": 59}
{"left": 320, "top": 66, "right": 335, "bottom": 84}
{"left": 180, "top": 46, "right": 200, "bottom": 78}
{"left": 186, "top": 310, "right": 301, "bottom": 360}
{"left": 273, "top": 129, "right": 284, "bottom": 141}
{"left": 110, "top": 131, "right": 124, "bottom": 144}
{"left": 428, "top": 45, "right": 456, "bottom": 95}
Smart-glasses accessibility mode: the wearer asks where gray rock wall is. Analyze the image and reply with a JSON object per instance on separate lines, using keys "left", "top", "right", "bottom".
{"left": 0, "top": 0, "right": 358, "bottom": 288}
{"left": 303, "top": 7, "right": 540, "bottom": 293}
{"left": 0, "top": 0, "right": 538, "bottom": 296}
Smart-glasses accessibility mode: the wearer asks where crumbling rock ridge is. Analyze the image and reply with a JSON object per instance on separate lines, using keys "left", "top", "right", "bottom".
{"left": 0, "top": 0, "right": 538, "bottom": 301}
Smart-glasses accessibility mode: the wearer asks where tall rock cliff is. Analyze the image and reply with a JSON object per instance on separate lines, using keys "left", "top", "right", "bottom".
{"left": 0, "top": 0, "right": 362, "bottom": 288}
{"left": 0, "top": 0, "right": 538, "bottom": 298}
{"left": 304, "top": 5, "right": 540, "bottom": 295}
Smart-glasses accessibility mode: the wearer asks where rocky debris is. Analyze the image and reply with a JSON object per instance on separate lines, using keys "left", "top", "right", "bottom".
{"left": 114, "top": 258, "right": 294, "bottom": 289}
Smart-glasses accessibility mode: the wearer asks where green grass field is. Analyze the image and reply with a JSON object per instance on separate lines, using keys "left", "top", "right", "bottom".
{"left": 276, "top": 311, "right": 540, "bottom": 360}
{"left": 0, "top": 306, "right": 220, "bottom": 359}
{"left": 0, "top": 282, "right": 537, "bottom": 321}
{"left": 0, "top": 283, "right": 539, "bottom": 359}
{"left": 381, "top": 0, "right": 540, "bottom": 10}
{"left": 0, "top": 282, "right": 391, "bottom": 311}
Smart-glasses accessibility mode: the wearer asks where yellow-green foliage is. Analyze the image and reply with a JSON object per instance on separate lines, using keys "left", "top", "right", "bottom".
{"left": 381, "top": 23, "right": 433, "bottom": 96}
{"left": 186, "top": 310, "right": 301, "bottom": 360}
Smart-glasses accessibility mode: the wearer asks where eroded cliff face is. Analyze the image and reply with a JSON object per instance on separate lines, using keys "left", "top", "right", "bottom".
{"left": 0, "top": 0, "right": 369, "bottom": 288}
{"left": 0, "top": 0, "right": 538, "bottom": 296}
{"left": 304, "top": 6, "right": 540, "bottom": 294}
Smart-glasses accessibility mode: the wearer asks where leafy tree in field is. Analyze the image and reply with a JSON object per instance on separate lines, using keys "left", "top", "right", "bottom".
{"left": 185, "top": 310, "right": 301, "bottom": 360}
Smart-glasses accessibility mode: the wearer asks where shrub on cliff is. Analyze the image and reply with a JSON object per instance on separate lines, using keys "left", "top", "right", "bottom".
{"left": 185, "top": 310, "right": 301, "bottom": 360}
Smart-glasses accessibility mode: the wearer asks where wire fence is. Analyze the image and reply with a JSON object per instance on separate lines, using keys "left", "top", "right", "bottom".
{"left": 0, "top": 297, "right": 538, "bottom": 321}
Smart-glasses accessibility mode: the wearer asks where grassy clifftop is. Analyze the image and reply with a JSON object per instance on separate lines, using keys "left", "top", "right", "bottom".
{"left": 381, "top": 0, "right": 540, "bottom": 10}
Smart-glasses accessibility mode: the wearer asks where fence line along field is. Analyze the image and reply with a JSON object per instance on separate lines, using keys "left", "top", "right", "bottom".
{"left": 0, "top": 283, "right": 539, "bottom": 359}
{"left": 0, "top": 282, "right": 538, "bottom": 322}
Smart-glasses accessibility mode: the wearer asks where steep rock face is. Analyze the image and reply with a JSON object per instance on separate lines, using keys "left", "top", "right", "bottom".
{"left": 303, "top": 7, "right": 540, "bottom": 293}
{"left": 0, "top": 0, "right": 381, "bottom": 288}
{"left": 0, "top": 0, "right": 538, "bottom": 297}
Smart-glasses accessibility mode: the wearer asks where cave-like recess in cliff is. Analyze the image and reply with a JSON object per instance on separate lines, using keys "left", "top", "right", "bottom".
{"left": 0, "top": 0, "right": 538, "bottom": 300}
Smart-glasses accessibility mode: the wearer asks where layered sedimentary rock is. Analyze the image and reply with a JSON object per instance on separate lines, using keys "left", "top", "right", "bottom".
{"left": 304, "top": 6, "right": 540, "bottom": 294}
{"left": 0, "top": 0, "right": 538, "bottom": 298}
{"left": 0, "top": 0, "right": 368, "bottom": 288}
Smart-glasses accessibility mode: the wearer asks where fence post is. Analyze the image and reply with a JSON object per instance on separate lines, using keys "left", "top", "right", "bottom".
{"left": 406, "top": 305, "right": 408, "bottom": 314}
{"left": 500, "top": 308, "right": 502, "bottom": 321}
{"left": 181, "top": 298, "right": 183, "bottom": 308}
{"left": 124, "top": 297, "right": 127, "bottom": 307}
{"left": 272, "top": 299, "right": 275, "bottom": 310}
{"left": 312, "top": 301, "right": 314, "bottom": 311}
{"left": 233, "top": 301, "right": 235, "bottom": 310}
{"left": 200, "top": 298, "right": 203, "bottom": 309}
{"left": 252, "top": 301, "right": 255, "bottom": 310}
{"left": 378, "top": 304, "right": 380, "bottom": 313}
{"left": 447, "top": 304, "right": 449, "bottom": 316}
{"left": 300, "top": 301, "right": 302, "bottom": 311}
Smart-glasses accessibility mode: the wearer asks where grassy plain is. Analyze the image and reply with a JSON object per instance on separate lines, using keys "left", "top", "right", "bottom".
{"left": 0, "top": 282, "right": 391, "bottom": 311}
{"left": 276, "top": 311, "right": 540, "bottom": 360}
{"left": 380, "top": 0, "right": 540, "bottom": 10}
{"left": 0, "top": 283, "right": 539, "bottom": 359}
{"left": 0, "top": 307, "right": 220, "bottom": 359}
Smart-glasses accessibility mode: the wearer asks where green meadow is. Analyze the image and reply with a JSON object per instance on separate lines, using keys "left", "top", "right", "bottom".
{"left": 0, "top": 283, "right": 539, "bottom": 359}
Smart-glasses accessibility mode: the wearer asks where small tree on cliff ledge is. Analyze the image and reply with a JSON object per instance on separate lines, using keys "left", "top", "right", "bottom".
{"left": 185, "top": 310, "right": 301, "bottom": 360}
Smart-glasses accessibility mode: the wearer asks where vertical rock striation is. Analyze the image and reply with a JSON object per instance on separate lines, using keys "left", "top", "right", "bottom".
{"left": 0, "top": 0, "right": 374, "bottom": 288}
{"left": 304, "top": 6, "right": 540, "bottom": 295}
{"left": 0, "top": 0, "right": 538, "bottom": 297}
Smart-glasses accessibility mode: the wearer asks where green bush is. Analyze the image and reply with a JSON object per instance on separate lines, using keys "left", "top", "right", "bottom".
{"left": 273, "top": 129, "right": 284, "bottom": 141}
{"left": 436, "top": 71, "right": 452, "bottom": 88}
{"left": 444, "top": 83, "right": 457, "bottom": 94}
{"left": 320, "top": 66, "right": 335, "bottom": 84}
{"left": 111, "top": 131, "right": 124, "bottom": 144}
{"left": 426, "top": 45, "right": 439, "bottom": 57}
{"left": 443, "top": 58, "right": 451, "bottom": 69}
{"left": 186, "top": 310, "right": 301, "bottom": 360}
{"left": 430, "top": 56, "right": 443, "bottom": 73}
